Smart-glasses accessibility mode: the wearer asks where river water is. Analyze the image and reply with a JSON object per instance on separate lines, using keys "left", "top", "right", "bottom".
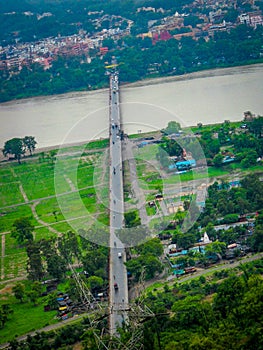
{"left": 1, "top": 64, "right": 263, "bottom": 148}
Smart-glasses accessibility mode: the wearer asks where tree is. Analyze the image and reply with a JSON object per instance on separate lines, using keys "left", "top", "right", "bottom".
{"left": 160, "top": 137, "right": 183, "bottom": 157}
{"left": 248, "top": 227, "right": 263, "bottom": 252}
{"left": 44, "top": 291, "right": 58, "bottom": 311}
{"left": 102, "top": 37, "right": 115, "bottom": 50}
{"left": 87, "top": 276, "right": 104, "bottom": 292}
{"left": 47, "top": 150, "right": 57, "bottom": 164}
{"left": 0, "top": 304, "right": 13, "bottom": 328}
{"left": 11, "top": 217, "right": 34, "bottom": 244}
{"left": 2, "top": 138, "right": 25, "bottom": 163}
{"left": 175, "top": 232, "right": 196, "bottom": 250}
{"left": 27, "top": 290, "right": 39, "bottom": 306}
{"left": 57, "top": 231, "right": 80, "bottom": 265}
{"left": 162, "top": 121, "right": 181, "bottom": 135}
{"left": 213, "top": 275, "right": 245, "bottom": 318}
{"left": 26, "top": 281, "right": 42, "bottom": 306}
{"left": 144, "top": 255, "right": 163, "bottom": 279}
{"left": 205, "top": 222, "right": 217, "bottom": 241}
{"left": 125, "top": 258, "right": 144, "bottom": 282}
{"left": 26, "top": 241, "right": 45, "bottom": 281}
{"left": 46, "top": 254, "right": 67, "bottom": 280}
{"left": 213, "top": 153, "right": 224, "bottom": 167}
{"left": 137, "top": 238, "right": 163, "bottom": 257}
{"left": 205, "top": 241, "right": 226, "bottom": 259}
{"left": 12, "top": 283, "right": 25, "bottom": 303}
{"left": 223, "top": 213, "right": 239, "bottom": 224}
{"left": 248, "top": 116, "right": 263, "bottom": 138}
{"left": 241, "top": 150, "right": 258, "bottom": 168}
{"left": 124, "top": 210, "right": 141, "bottom": 228}
{"left": 81, "top": 247, "right": 108, "bottom": 279}
{"left": 23, "top": 136, "right": 37, "bottom": 156}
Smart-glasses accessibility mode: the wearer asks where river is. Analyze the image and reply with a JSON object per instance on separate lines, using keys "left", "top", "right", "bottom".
{"left": 1, "top": 64, "right": 263, "bottom": 149}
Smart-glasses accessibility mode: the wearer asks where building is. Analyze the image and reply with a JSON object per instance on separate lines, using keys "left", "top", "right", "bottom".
{"left": 239, "top": 11, "right": 263, "bottom": 27}
{"left": 175, "top": 159, "right": 196, "bottom": 171}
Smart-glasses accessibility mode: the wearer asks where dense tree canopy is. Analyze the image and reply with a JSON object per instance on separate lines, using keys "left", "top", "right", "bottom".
{"left": 23, "top": 136, "right": 37, "bottom": 156}
{"left": 11, "top": 217, "right": 34, "bottom": 244}
{"left": 2, "top": 138, "right": 25, "bottom": 163}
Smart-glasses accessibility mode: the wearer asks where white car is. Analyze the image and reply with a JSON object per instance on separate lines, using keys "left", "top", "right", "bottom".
{"left": 118, "top": 252, "right": 122, "bottom": 258}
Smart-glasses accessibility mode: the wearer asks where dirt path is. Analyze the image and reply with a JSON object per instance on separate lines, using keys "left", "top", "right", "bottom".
{"left": 0, "top": 182, "right": 103, "bottom": 212}
{"left": 122, "top": 139, "right": 148, "bottom": 225}
{"left": 1, "top": 234, "right": 5, "bottom": 279}
{"left": 31, "top": 201, "right": 62, "bottom": 236}
{"left": 63, "top": 175, "right": 76, "bottom": 192}
{"left": 19, "top": 184, "right": 28, "bottom": 202}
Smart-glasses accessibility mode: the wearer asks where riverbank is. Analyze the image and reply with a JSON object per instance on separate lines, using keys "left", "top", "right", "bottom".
{"left": 1, "top": 63, "right": 262, "bottom": 107}
{"left": 1, "top": 63, "right": 262, "bottom": 150}
{"left": 121, "top": 63, "right": 263, "bottom": 89}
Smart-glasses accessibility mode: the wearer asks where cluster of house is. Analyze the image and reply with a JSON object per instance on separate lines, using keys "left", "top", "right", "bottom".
{"left": 138, "top": 5, "right": 263, "bottom": 42}
{"left": 0, "top": 13, "right": 132, "bottom": 71}
{"left": 1, "top": 0, "right": 263, "bottom": 72}
{"left": 165, "top": 219, "right": 254, "bottom": 276}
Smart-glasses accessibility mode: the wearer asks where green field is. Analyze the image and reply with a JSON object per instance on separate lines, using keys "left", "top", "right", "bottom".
{"left": 0, "top": 205, "right": 37, "bottom": 232}
{"left": 0, "top": 143, "right": 109, "bottom": 284}
{"left": 0, "top": 128, "right": 261, "bottom": 342}
{"left": 0, "top": 182, "right": 24, "bottom": 207}
{"left": 0, "top": 142, "right": 111, "bottom": 342}
{"left": 0, "top": 298, "right": 58, "bottom": 344}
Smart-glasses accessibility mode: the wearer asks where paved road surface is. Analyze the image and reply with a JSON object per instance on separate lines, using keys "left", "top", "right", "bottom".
{"left": 108, "top": 73, "right": 129, "bottom": 335}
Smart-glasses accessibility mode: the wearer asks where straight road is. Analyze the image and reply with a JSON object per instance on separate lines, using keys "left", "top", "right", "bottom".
{"left": 108, "top": 72, "right": 129, "bottom": 335}
{"left": 122, "top": 139, "right": 148, "bottom": 225}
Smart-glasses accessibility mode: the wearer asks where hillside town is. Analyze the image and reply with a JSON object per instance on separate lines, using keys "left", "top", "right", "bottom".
{"left": 0, "top": 0, "right": 262, "bottom": 71}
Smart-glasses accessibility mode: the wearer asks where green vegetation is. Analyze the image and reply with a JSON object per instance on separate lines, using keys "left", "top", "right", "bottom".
{"left": 11, "top": 217, "right": 34, "bottom": 244}
{"left": 1, "top": 0, "right": 263, "bottom": 102}
{"left": 124, "top": 209, "right": 141, "bottom": 228}
{"left": 0, "top": 227, "right": 110, "bottom": 342}
{"left": 0, "top": 141, "right": 110, "bottom": 285}
{"left": 125, "top": 238, "right": 164, "bottom": 281}
{"left": 138, "top": 260, "right": 263, "bottom": 350}
{"left": 2, "top": 303, "right": 57, "bottom": 341}
{"left": 2, "top": 137, "right": 37, "bottom": 164}
{"left": 1, "top": 258, "right": 262, "bottom": 349}
{"left": 0, "top": 115, "right": 263, "bottom": 348}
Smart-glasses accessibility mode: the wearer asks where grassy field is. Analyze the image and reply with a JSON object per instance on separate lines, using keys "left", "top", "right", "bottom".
{"left": 0, "top": 182, "right": 24, "bottom": 207}
{"left": 0, "top": 126, "right": 261, "bottom": 342}
{"left": 0, "top": 142, "right": 109, "bottom": 284}
{"left": 0, "top": 297, "right": 58, "bottom": 344}
{"left": 0, "top": 141, "right": 112, "bottom": 343}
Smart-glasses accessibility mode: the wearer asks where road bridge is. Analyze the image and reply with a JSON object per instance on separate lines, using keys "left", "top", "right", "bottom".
{"left": 108, "top": 72, "right": 129, "bottom": 335}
